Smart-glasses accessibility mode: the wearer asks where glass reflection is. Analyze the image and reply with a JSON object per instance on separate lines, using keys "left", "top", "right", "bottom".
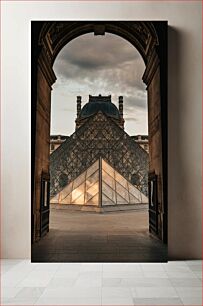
{"left": 50, "top": 158, "right": 148, "bottom": 207}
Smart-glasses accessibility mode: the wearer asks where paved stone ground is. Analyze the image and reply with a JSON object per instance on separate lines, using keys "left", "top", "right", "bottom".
{"left": 32, "top": 209, "right": 167, "bottom": 263}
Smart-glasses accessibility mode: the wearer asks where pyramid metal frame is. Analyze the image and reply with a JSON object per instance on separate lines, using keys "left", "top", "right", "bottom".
{"left": 51, "top": 158, "right": 148, "bottom": 207}
{"left": 50, "top": 112, "right": 149, "bottom": 200}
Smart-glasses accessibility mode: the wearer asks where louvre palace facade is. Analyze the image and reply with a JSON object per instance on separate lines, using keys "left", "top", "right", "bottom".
{"left": 50, "top": 95, "right": 149, "bottom": 212}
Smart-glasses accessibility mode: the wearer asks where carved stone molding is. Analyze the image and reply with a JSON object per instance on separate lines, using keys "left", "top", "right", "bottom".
{"left": 38, "top": 21, "right": 159, "bottom": 66}
{"left": 142, "top": 49, "right": 160, "bottom": 87}
{"left": 149, "top": 114, "right": 161, "bottom": 138}
{"left": 38, "top": 48, "right": 56, "bottom": 88}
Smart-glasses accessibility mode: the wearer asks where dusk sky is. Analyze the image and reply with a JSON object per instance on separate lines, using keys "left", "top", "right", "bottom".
{"left": 51, "top": 33, "right": 148, "bottom": 136}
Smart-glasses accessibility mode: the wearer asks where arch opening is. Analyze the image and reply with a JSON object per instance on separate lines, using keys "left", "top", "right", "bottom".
{"left": 31, "top": 21, "right": 168, "bottom": 262}
{"left": 51, "top": 32, "right": 148, "bottom": 136}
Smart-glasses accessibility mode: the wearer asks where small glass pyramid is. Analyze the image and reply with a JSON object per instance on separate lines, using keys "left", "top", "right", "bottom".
{"left": 51, "top": 158, "right": 148, "bottom": 206}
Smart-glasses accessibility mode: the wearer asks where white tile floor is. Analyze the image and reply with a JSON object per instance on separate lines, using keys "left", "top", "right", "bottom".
{"left": 1, "top": 260, "right": 202, "bottom": 305}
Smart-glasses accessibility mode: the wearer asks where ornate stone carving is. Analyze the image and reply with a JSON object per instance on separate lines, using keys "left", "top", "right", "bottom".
{"left": 38, "top": 21, "right": 158, "bottom": 65}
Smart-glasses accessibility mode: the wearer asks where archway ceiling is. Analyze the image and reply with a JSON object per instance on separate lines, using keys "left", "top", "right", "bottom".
{"left": 39, "top": 21, "right": 159, "bottom": 65}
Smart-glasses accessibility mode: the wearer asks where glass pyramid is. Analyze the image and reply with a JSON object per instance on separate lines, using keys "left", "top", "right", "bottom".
{"left": 51, "top": 158, "right": 148, "bottom": 206}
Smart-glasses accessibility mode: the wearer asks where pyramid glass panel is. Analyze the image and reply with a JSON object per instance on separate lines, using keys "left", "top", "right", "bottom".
{"left": 59, "top": 182, "right": 73, "bottom": 202}
{"left": 72, "top": 193, "right": 85, "bottom": 205}
{"left": 73, "top": 172, "right": 86, "bottom": 190}
{"left": 129, "top": 184, "right": 142, "bottom": 201}
{"left": 129, "top": 193, "right": 140, "bottom": 204}
{"left": 86, "top": 193, "right": 99, "bottom": 205}
{"left": 101, "top": 159, "right": 148, "bottom": 206}
{"left": 115, "top": 181, "right": 129, "bottom": 202}
{"left": 115, "top": 171, "right": 128, "bottom": 189}
{"left": 71, "top": 183, "right": 85, "bottom": 203}
{"left": 86, "top": 160, "right": 99, "bottom": 178}
{"left": 140, "top": 192, "right": 148, "bottom": 203}
{"left": 102, "top": 193, "right": 116, "bottom": 206}
{"left": 102, "top": 170, "right": 115, "bottom": 189}
{"left": 50, "top": 158, "right": 148, "bottom": 208}
{"left": 116, "top": 193, "right": 129, "bottom": 204}
{"left": 102, "top": 181, "right": 116, "bottom": 203}
{"left": 85, "top": 181, "right": 99, "bottom": 203}
{"left": 61, "top": 194, "right": 71, "bottom": 204}
{"left": 50, "top": 193, "right": 60, "bottom": 204}
{"left": 86, "top": 170, "right": 99, "bottom": 190}
{"left": 102, "top": 159, "right": 114, "bottom": 178}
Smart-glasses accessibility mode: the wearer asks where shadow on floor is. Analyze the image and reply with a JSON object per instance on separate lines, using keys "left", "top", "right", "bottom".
{"left": 32, "top": 209, "right": 167, "bottom": 263}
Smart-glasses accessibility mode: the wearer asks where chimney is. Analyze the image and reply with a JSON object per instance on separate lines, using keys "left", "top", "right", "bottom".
{"left": 118, "top": 96, "right": 125, "bottom": 129}
{"left": 119, "top": 96, "right": 123, "bottom": 117}
{"left": 76, "top": 96, "right": 82, "bottom": 117}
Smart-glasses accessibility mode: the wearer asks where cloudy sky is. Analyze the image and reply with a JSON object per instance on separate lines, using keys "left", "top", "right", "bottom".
{"left": 51, "top": 33, "right": 148, "bottom": 136}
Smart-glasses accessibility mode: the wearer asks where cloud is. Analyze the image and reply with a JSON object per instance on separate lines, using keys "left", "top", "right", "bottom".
{"left": 124, "top": 117, "right": 138, "bottom": 122}
{"left": 125, "top": 94, "right": 147, "bottom": 110}
{"left": 56, "top": 34, "right": 140, "bottom": 70}
{"left": 51, "top": 33, "right": 148, "bottom": 136}
{"left": 61, "top": 107, "right": 75, "bottom": 112}
{"left": 54, "top": 33, "right": 146, "bottom": 91}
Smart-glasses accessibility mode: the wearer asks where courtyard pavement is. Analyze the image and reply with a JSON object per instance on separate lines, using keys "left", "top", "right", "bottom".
{"left": 32, "top": 209, "right": 167, "bottom": 262}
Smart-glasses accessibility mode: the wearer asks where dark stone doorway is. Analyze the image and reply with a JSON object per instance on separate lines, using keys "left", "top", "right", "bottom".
{"left": 31, "top": 21, "right": 168, "bottom": 257}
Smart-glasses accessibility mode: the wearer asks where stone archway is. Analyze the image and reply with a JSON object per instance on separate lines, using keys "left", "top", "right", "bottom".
{"left": 31, "top": 21, "right": 167, "bottom": 244}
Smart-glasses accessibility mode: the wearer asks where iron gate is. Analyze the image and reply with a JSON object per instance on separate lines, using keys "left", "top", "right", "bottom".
{"left": 148, "top": 171, "right": 159, "bottom": 236}
{"left": 40, "top": 172, "right": 50, "bottom": 237}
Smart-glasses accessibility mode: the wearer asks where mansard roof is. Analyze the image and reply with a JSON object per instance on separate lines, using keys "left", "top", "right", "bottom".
{"left": 79, "top": 94, "right": 120, "bottom": 120}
